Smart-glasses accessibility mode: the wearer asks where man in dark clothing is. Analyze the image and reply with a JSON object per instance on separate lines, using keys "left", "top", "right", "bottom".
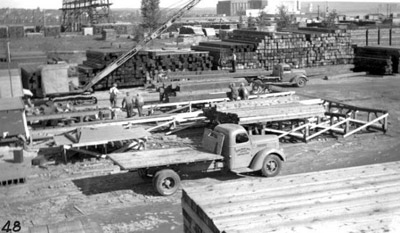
{"left": 238, "top": 82, "right": 249, "bottom": 100}
{"left": 231, "top": 51, "right": 237, "bottom": 73}
{"left": 135, "top": 93, "right": 145, "bottom": 117}
{"left": 121, "top": 92, "right": 134, "bottom": 118}
{"left": 229, "top": 83, "right": 239, "bottom": 101}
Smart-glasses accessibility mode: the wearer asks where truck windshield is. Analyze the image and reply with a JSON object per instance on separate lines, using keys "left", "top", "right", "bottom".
{"left": 236, "top": 133, "right": 249, "bottom": 144}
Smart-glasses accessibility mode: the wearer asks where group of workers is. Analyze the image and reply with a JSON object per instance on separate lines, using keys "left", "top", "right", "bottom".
{"left": 229, "top": 82, "right": 249, "bottom": 101}
{"left": 109, "top": 83, "right": 145, "bottom": 118}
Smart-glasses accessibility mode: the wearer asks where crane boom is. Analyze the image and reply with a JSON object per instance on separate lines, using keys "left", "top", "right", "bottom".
{"left": 83, "top": 0, "right": 202, "bottom": 92}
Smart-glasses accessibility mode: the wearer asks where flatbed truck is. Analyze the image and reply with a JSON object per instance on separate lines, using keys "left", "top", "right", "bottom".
{"left": 108, "top": 124, "right": 285, "bottom": 196}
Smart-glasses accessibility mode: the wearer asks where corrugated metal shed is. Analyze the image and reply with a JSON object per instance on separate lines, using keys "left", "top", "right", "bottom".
{"left": 182, "top": 161, "right": 400, "bottom": 233}
{"left": 0, "top": 97, "right": 27, "bottom": 138}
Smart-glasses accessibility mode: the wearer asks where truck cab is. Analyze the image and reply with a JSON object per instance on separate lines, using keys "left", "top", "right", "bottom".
{"left": 212, "top": 124, "right": 285, "bottom": 177}
{"left": 272, "top": 63, "right": 308, "bottom": 87}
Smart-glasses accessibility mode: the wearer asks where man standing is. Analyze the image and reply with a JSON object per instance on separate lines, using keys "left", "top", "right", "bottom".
{"left": 135, "top": 93, "right": 145, "bottom": 117}
{"left": 109, "top": 83, "right": 120, "bottom": 108}
{"left": 231, "top": 51, "right": 237, "bottom": 73}
{"left": 238, "top": 82, "right": 249, "bottom": 100}
{"left": 121, "top": 92, "right": 134, "bottom": 118}
{"left": 229, "top": 83, "right": 239, "bottom": 101}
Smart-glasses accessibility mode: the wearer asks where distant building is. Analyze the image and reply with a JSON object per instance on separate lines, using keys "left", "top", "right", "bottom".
{"left": 217, "top": 0, "right": 301, "bottom": 16}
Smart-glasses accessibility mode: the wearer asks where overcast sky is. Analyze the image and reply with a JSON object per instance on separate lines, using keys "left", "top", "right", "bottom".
{"left": 0, "top": 0, "right": 399, "bottom": 9}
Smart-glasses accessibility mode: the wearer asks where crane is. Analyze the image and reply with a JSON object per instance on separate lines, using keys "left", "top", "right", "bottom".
{"left": 82, "top": 0, "right": 202, "bottom": 92}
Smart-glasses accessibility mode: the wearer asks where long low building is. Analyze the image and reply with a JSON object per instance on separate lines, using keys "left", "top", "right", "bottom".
{"left": 182, "top": 161, "right": 400, "bottom": 233}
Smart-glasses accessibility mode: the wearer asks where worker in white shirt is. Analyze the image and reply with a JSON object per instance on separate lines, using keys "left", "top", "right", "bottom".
{"left": 109, "top": 83, "right": 120, "bottom": 108}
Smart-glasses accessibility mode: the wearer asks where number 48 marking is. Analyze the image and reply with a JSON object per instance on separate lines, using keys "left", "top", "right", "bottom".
{"left": 1, "top": 221, "right": 21, "bottom": 232}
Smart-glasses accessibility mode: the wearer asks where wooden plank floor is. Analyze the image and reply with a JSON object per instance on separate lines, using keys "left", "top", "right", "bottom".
{"left": 182, "top": 161, "right": 400, "bottom": 233}
{"left": 108, "top": 147, "right": 223, "bottom": 170}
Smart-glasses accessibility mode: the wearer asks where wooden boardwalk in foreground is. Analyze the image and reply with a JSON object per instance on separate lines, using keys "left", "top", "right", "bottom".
{"left": 182, "top": 161, "right": 400, "bottom": 233}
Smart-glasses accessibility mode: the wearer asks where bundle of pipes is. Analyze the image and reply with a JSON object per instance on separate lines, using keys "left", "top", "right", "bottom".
{"left": 191, "top": 29, "right": 354, "bottom": 71}
{"left": 79, "top": 49, "right": 213, "bottom": 90}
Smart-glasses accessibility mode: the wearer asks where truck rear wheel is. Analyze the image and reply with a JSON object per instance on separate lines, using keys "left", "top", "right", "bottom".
{"left": 153, "top": 169, "right": 181, "bottom": 196}
{"left": 295, "top": 77, "right": 307, "bottom": 88}
{"left": 261, "top": 154, "right": 282, "bottom": 177}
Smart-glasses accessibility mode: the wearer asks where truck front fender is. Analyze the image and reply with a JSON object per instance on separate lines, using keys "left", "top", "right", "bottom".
{"left": 290, "top": 75, "right": 308, "bottom": 83}
{"left": 250, "top": 148, "right": 286, "bottom": 171}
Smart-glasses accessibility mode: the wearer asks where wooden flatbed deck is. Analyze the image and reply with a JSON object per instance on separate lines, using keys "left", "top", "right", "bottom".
{"left": 182, "top": 161, "right": 400, "bottom": 233}
{"left": 108, "top": 147, "right": 224, "bottom": 170}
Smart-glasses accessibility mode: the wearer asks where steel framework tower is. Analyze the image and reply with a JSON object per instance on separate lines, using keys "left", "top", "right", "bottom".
{"left": 61, "top": 0, "right": 112, "bottom": 32}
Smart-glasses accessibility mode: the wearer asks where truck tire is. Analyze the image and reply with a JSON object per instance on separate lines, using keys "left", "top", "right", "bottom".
{"left": 294, "top": 77, "right": 307, "bottom": 88}
{"left": 251, "top": 80, "right": 263, "bottom": 94}
{"left": 261, "top": 154, "right": 282, "bottom": 177}
{"left": 152, "top": 169, "right": 181, "bottom": 196}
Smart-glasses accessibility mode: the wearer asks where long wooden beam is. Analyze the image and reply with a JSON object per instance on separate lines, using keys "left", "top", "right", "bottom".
{"left": 344, "top": 113, "right": 389, "bottom": 138}
{"left": 306, "top": 118, "right": 349, "bottom": 141}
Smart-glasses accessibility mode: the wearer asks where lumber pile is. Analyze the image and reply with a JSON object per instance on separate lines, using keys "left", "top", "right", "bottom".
{"left": 182, "top": 161, "right": 400, "bottom": 233}
{"left": 349, "top": 28, "right": 400, "bottom": 47}
{"left": 102, "top": 29, "right": 117, "bottom": 41}
{"left": 44, "top": 25, "right": 61, "bottom": 37}
{"left": 10, "top": 51, "right": 48, "bottom": 64}
{"left": 203, "top": 97, "right": 325, "bottom": 124}
{"left": 93, "top": 23, "right": 135, "bottom": 35}
{"left": 191, "top": 29, "right": 354, "bottom": 70}
{"left": 8, "top": 25, "right": 25, "bottom": 38}
{"left": 78, "top": 49, "right": 213, "bottom": 90}
{"left": 353, "top": 46, "right": 400, "bottom": 74}
{"left": 0, "top": 26, "right": 8, "bottom": 39}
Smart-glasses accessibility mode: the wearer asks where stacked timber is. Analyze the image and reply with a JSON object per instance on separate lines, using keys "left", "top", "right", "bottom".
{"left": 192, "top": 29, "right": 354, "bottom": 70}
{"left": 8, "top": 25, "right": 25, "bottom": 38}
{"left": 203, "top": 97, "right": 325, "bottom": 124}
{"left": 102, "top": 29, "right": 117, "bottom": 41}
{"left": 0, "top": 26, "right": 8, "bottom": 39}
{"left": 182, "top": 161, "right": 400, "bottom": 233}
{"left": 79, "top": 49, "right": 213, "bottom": 90}
{"left": 353, "top": 46, "right": 400, "bottom": 74}
{"left": 43, "top": 25, "right": 61, "bottom": 37}
{"left": 349, "top": 28, "right": 400, "bottom": 47}
{"left": 10, "top": 51, "right": 48, "bottom": 64}
{"left": 93, "top": 23, "right": 135, "bottom": 35}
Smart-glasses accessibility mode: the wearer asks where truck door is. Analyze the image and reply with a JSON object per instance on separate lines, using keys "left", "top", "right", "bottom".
{"left": 230, "top": 132, "right": 253, "bottom": 170}
{"left": 281, "top": 66, "right": 292, "bottom": 82}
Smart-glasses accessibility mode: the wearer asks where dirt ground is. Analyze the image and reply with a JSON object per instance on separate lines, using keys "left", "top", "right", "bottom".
{"left": 1, "top": 73, "right": 400, "bottom": 232}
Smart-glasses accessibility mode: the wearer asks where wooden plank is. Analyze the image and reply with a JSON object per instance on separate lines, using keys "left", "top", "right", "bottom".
{"left": 344, "top": 113, "right": 389, "bottom": 137}
{"left": 182, "top": 161, "right": 400, "bottom": 233}
{"left": 108, "top": 147, "right": 223, "bottom": 170}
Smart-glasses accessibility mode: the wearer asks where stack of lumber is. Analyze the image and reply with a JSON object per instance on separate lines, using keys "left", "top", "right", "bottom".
{"left": 0, "top": 26, "right": 8, "bottom": 39}
{"left": 10, "top": 51, "right": 48, "bottom": 64}
{"left": 102, "top": 29, "right": 117, "bottom": 41}
{"left": 8, "top": 25, "right": 24, "bottom": 38}
{"left": 43, "top": 25, "right": 61, "bottom": 37}
{"left": 79, "top": 49, "right": 213, "bottom": 90}
{"left": 182, "top": 161, "right": 400, "bottom": 233}
{"left": 0, "top": 63, "right": 24, "bottom": 98}
{"left": 93, "top": 23, "right": 135, "bottom": 35}
{"left": 203, "top": 97, "right": 325, "bottom": 124}
{"left": 353, "top": 46, "right": 400, "bottom": 74}
{"left": 349, "top": 28, "right": 400, "bottom": 47}
{"left": 192, "top": 29, "right": 354, "bottom": 70}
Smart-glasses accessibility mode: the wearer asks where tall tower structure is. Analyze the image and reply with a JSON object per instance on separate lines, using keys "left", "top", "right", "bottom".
{"left": 61, "top": 0, "right": 112, "bottom": 32}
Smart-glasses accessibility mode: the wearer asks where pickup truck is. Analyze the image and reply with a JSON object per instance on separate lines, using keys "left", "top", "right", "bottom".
{"left": 108, "top": 124, "right": 285, "bottom": 196}
{"left": 247, "top": 63, "right": 308, "bottom": 94}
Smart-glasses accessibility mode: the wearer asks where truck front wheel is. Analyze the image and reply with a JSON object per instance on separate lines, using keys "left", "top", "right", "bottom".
{"left": 261, "top": 154, "right": 282, "bottom": 177}
{"left": 153, "top": 169, "right": 181, "bottom": 196}
{"left": 295, "top": 77, "right": 307, "bottom": 88}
